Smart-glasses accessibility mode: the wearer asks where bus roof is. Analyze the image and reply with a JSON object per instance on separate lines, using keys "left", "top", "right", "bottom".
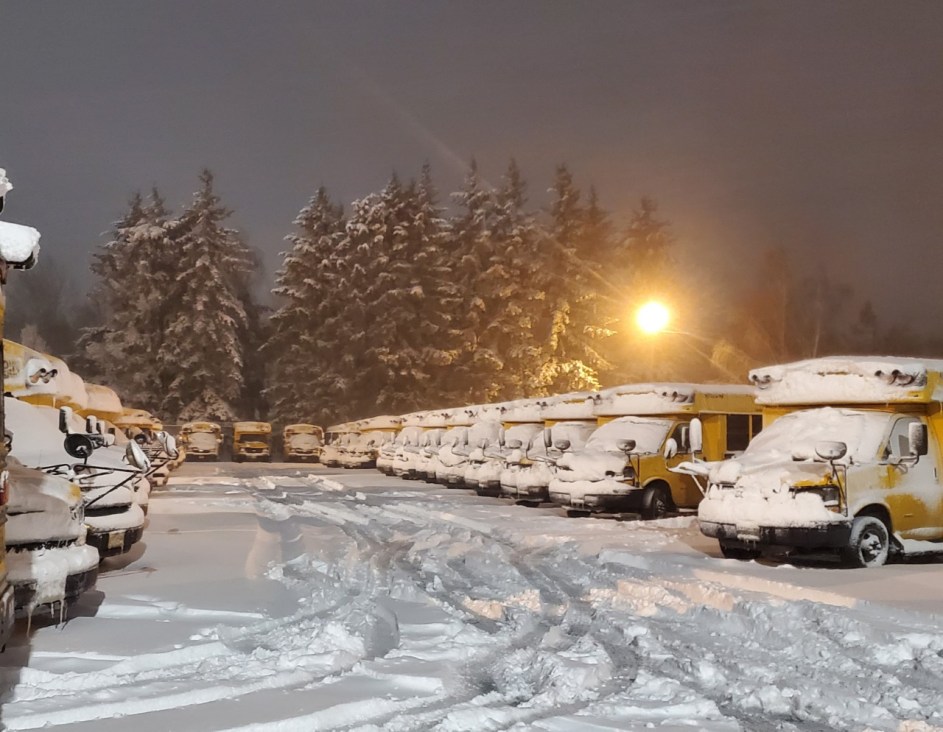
{"left": 592, "top": 383, "right": 756, "bottom": 417}
{"left": 750, "top": 356, "right": 943, "bottom": 406}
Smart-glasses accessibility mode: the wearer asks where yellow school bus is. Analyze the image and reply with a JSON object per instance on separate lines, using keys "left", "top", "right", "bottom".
{"left": 549, "top": 383, "right": 760, "bottom": 519}
{"left": 0, "top": 187, "right": 43, "bottom": 646}
{"left": 699, "top": 357, "right": 943, "bottom": 567}
{"left": 282, "top": 424, "right": 323, "bottom": 462}
{"left": 233, "top": 421, "right": 272, "bottom": 462}
{"left": 180, "top": 421, "right": 223, "bottom": 461}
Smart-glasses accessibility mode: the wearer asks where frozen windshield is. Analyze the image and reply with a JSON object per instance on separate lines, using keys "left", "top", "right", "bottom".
{"left": 744, "top": 408, "right": 891, "bottom": 463}
{"left": 585, "top": 417, "right": 673, "bottom": 454}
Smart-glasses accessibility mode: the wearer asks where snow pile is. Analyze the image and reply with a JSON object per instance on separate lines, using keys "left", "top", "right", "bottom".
{"left": 750, "top": 356, "right": 943, "bottom": 405}
{"left": 0, "top": 220, "right": 40, "bottom": 264}
{"left": 0, "top": 166, "right": 11, "bottom": 198}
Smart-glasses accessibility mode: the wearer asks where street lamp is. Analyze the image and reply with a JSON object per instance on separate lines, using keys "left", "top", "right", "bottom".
{"left": 635, "top": 300, "right": 671, "bottom": 335}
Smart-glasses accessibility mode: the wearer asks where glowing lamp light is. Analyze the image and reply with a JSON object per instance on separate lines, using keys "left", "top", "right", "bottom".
{"left": 636, "top": 301, "right": 671, "bottom": 335}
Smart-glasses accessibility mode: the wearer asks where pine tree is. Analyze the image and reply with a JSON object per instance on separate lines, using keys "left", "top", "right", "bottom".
{"left": 476, "top": 159, "right": 544, "bottom": 400}
{"left": 535, "top": 165, "right": 603, "bottom": 394}
{"left": 265, "top": 187, "right": 345, "bottom": 425}
{"left": 160, "top": 170, "right": 255, "bottom": 422}
{"left": 446, "top": 160, "right": 497, "bottom": 403}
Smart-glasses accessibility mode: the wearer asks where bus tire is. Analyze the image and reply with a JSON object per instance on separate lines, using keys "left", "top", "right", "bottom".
{"left": 641, "top": 483, "right": 674, "bottom": 520}
{"left": 842, "top": 514, "right": 891, "bottom": 568}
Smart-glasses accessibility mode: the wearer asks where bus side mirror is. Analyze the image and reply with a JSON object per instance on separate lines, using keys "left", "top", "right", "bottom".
{"left": 663, "top": 438, "right": 678, "bottom": 459}
{"left": 85, "top": 416, "right": 95, "bottom": 434}
{"left": 909, "top": 423, "right": 928, "bottom": 457}
{"left": 506, "top": 439, "right": 523, "bottom": 450}
{"left": 689, "top": 418, "right": 703, "bottom": 454}
{"left": 498, "top": 428, "right": 506, "bottom": 448}
{"left": 543, "top": 429, "right": 552, "bottom": 448}
{"left": 815, "top": 441, "right": 847, "bottom": 462}
{"left": 616, "top": 439, "right": 636, "bottom": 454}
{"left": 477, "top": 438, "right": 488, "bottom": 450}
{"left": 64, "top": 433, "right": 95, "bottom": 461}
{"left": 554, "top": 439, "right": 571, "bottom": 451}
{"left": 125, "top": 440, "right": 150, "bottom": 471}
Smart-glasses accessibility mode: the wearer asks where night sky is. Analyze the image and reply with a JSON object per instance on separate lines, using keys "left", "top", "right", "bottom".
{"left": 2, "top": 1, "right": 942, "bottom": 324}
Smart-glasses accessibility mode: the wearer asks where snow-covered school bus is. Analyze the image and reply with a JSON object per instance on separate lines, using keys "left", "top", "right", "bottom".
{"left": 698, "top": 357, "right": 943, "bottom": 567}
{"left": 0, "top": 174, "right": 47, "bottom": 640}
{"left": 549, "top": 383, "right": 760, "bottom": 518}
{"left": 282, "top": 424, "right": 323, "bottom": 462}
{"left": 180, "top": 421, "right": 223, "bottom": 461}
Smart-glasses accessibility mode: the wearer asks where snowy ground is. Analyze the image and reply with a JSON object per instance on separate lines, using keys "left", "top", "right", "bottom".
{"left": 2, "top": 463, "right": 943, "bottom": 732}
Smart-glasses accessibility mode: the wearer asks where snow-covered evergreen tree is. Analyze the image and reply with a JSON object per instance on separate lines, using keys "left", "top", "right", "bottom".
{"left": 264, "top": 187, "right": 345, "bottom": 425}
{"left": 475, "top": 159, "right": 544, "bottom": 400}
{"left": 160, "top": 170, "right": 255, "bottom": 422}
{"left": 444, "top": 160, "right": 497, "bottom": 403}
{"left": 534, "top": 165, "right": 604, "bottom": 394}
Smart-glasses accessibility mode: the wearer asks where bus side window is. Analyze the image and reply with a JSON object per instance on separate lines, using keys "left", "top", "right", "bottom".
{"left": 726, "top": 414, "right": 751, "bottom": 455}
{"left": 751, "top": 414, "right": 762, "bottom": 440}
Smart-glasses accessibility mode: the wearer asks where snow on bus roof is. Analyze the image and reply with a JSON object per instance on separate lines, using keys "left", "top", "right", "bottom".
{"left": 593, "top": 382, "right": 754, "bottom": 417}
{"left": 750, "top": 356, "right": 943, "bottom": 405}
{"left": 540, "top": 391, "right": 598, "bottom": 421}
{"left": 83, "top": 384, "right": 123, "bottom": 416}
{"left": 356, "top": 415, "right": 402, "bottom": 430}
{"left": 0, "top": 221, "right": 40, "bottom": 265}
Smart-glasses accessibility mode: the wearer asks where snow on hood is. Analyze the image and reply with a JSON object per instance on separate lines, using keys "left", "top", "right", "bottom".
{"left": 6, "top": 397, "right": 139, "bottom": 481}
{"left": 0, "top": 220, "right": 40, "bottom": 265}
{"left": 6, "top": 461, "right": 84, "bottom": 545}
{"left": 554, "top": 417, "right": 672, "bottom": 482}
{"left": 555, "top": 448, "right": 628, "bottom": 482}
{"left": 699, "top": 407, "right": 893, "bottom": 527}
{"left": 750, "top": 356, "right": 943, "bottom": 405}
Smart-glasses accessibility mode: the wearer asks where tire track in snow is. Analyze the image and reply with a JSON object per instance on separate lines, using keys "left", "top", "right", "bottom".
{"left": 286, "top": 477, "right": 943, "bottom": 731}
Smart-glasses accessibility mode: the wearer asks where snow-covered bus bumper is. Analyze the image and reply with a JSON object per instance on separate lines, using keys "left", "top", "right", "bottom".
{"left": 501, "top": 464, "right": 552, "bottom": 500}
{"left": 84, "top": 502, "right": 146, "bottom": 558}
{"left": 8, "top": 544, "right": 100, "bottom": 616}
{"left": 548, "top": 477, "right": 641, "bottom": 512}
{"left": 467, "top": 461, "right": 503, "bottom": 495}
{"left": 698, "top": 519, "right": 851, "bottom": 549}
{"left": 697, "top": 488, "right": 851, "bottom": 550}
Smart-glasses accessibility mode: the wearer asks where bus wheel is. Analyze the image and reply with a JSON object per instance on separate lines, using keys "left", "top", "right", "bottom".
{"left": 641, "top": 483, "right": 673, "bottom": 520}
{"left": 719, "top": 541, "right": 761, "bottom": 560}
{"left": 842, "top": 515, "right": 890, "bottom": 568}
